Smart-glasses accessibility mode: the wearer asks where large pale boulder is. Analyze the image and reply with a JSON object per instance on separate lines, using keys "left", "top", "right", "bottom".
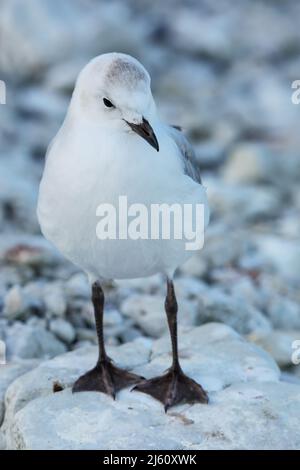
{"left": 2, "top": 323, "right": 296, "bottom": 450}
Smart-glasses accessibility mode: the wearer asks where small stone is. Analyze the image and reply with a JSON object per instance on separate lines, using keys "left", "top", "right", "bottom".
{"left": 75, "top": 328, "right": 96, "bottom": 343}
{"left": 72, "top": 340, "right": 93, "bottom": 350}
{"left": 179, "top": 253, "right": 207, "bottom": 278}
{"left": 222, "top": 143, "right": 272, "bottom": 184}
{"left": 43, "top": 282, "right": 67, "bottom": 317}
{"left": 116, "top": 274, "right": 162, "bottom": 294}
{"left": 26, "top": 317, "right": 47, "bottom": 329}
{"left": 0, "top": 360, "right": 38, "bottom": 426}
{"left": 208, "top": 178, "right": 282, "bottom": 222}
{"left": 121, "top": 294, "right": 197, "bottom": 338}
{"left": 198, "top": 290, "right": 272, "bottom": 335}
{"left": 194, "top": 141, "right": 224, "bottom": 168}
{"left": 65, "top": 273, "right": 90, "bottom": 299}
{"left": 267, "top": 296, "right": 300, "bottom": 330}
{"left": 202, "top": 223, "right": 245, "bottom": 268}
{"left": 3, "top": 285, "right": 28, "bottom": 320}
{"left": 0, "top": 235, "right": 62, "bottom": 268}
{"left": 49, "top": 319, "right": 76, "bottom": 344}
{"left": 103, "top": 309, "right": 126, "bottom": 338}
{"left": 172, "top": 277, "right": 207, "bottom": 301}
{"left": 249, "top": 330, "right": 300, "bottom": 368}
{"left": 255, "top": 236, "right": 300, "bottom": 282}
{"left": 119, "top": 326, "right": 143, "bottom": 343}
{"left": 5, "top": 323, "right": 66, "bottom": 360}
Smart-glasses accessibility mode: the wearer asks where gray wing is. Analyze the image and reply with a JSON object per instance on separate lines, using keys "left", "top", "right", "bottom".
{"left": 167, "top": 125, "right": 202, "bottom": 184}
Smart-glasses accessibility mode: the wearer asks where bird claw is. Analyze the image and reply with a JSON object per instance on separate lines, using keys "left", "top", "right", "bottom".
{"left": 132, "top": 367, "right": 208, "bottom": 412}
{"left": 72, "top": 359, "right": 144, "bottom": 398}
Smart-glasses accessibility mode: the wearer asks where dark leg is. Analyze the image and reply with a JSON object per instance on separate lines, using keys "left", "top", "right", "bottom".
{"left": 72, "top": 281, "right": 144, "bottom": 397}
{"left": 133, "top": 279, "right": 208, "bottom": 411}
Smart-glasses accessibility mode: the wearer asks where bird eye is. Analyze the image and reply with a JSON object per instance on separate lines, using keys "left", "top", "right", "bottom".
{"left": 103, "top": 98, "right": 114, "bottom": 108}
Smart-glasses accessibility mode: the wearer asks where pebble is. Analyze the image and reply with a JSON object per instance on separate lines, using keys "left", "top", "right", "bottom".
{"left": 49, "top": 318, "right": 76, "bottom": 344}
{"left": 43, "top": 282, "right": 67, "bottom": 317}
{"left": 5, "top": 323, "right": 66, "bottom": 360}
{"left": 249, "top": 330, "right": 300, "bottom": 368}
{"left": 121, "top": 294, "right": 197, "bottom": 338}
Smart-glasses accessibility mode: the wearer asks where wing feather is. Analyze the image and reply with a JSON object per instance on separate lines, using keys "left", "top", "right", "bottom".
{"left": 168, "top": 126, "right": 202, "bottom": 184}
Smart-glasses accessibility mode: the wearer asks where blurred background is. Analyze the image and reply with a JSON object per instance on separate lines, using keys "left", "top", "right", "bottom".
{"left": 0, "top": 0, "right": 299, "bottom": 381}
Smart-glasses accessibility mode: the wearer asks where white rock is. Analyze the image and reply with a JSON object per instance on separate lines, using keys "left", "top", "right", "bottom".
{"left": 5, "top": 323, "right": 66, "bottom": 360}
{"left": 49, "top": 319, "right": 76, "bottom": 344}
{"left": 172, "top": 277, "right": 207, "bottom": 301}
{"left": 0, "top": 234, "right": 63, "bottom": 267}
{"left": 222, "top": 143, "right": 273, "bottom": 184}
{"left": 65, "top": 272, "right": 90, "bottom": 299}
{"left": 3, "top": 282, "right": 44, "bottom": 321}
{"left": 255, "top": 236, "right": 300, "bottom": 282}
{"left": 208, "top": 178, "right": 281, "bottom": 222}
{"left": 119, "top": 326, "right": 144, "bottom": 343}
{"left": 3, "top": 324, "right": 296, "bottom": 451}
{"left": 202, "top": 224, "right": 244, "bottom": 267}
{"left": 220, "top": 275, "right": 263, "bottom": 309}
{"left": 147, "top": 323, "right": 278, "bottom": 389}
{"left": 267, "top": 296, "right": 300, "bottom": 330}
{"left": 5, "top": 381, "right": 300, "bottom": 450}
{"left": 249, "top": 330, "right": 300, "bottom": 368}
{"left": 193, "top": 141, "right": 224, "bottom": 167}
{"left": 199, "top": 290, "right": 272, "bottom": 335}
{"left": 43, "top": 282, "right": 67, "bottom": 317}
{"left": 116, "top": 275, "right": 161, "bottom": 291}
{"left": 2, "top": 338, "right": 151, "bottom": 421}
{"left": 75, "top": 328, "right": 96, "bottom": 343}
{"left": 179, "top": 253, "right": 207, "bottom": 277}
{"left": 116, "top": 274, "right": 162, "bottom": 295}
{"left": 3, "top": 285, "right": 29, "bottom": 320}
{"left": 121, "top": 294, "right": 197, "bottom": 338}
{"left": 0, "top": 361, "right": 38, "bottom": 425}
{"left": 103, "top": 309, "right": 126, "bottom": 337}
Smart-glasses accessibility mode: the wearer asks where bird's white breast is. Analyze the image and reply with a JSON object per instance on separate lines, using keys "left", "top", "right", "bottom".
{"left": 37, "top": 118, "right": 209, "bottom": 280}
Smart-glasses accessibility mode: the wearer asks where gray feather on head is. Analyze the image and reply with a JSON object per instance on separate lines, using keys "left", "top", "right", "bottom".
{"left": 106, "top": 58, "right": 148, "bottom": 90}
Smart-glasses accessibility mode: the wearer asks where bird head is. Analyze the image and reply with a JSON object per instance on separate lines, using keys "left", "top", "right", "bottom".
{"left": 70, "top": 53, "right": 159, "bottom": 151}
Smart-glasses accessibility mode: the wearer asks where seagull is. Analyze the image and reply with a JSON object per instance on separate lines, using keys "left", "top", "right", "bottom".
{"left": 37, "top": 53, "right": 209, "bottom": 411}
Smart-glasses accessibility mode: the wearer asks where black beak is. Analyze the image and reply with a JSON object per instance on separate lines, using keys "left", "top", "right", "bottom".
{"left": 125, "top": 117, "right": 159, "bottom": 152}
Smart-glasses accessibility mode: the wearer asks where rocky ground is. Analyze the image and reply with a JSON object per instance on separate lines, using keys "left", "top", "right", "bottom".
{"left": 0, "top": 0, "right": 300, "bottom": 450}
{"left": 2, "top": 323, "right": 300, "bottom": 450}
